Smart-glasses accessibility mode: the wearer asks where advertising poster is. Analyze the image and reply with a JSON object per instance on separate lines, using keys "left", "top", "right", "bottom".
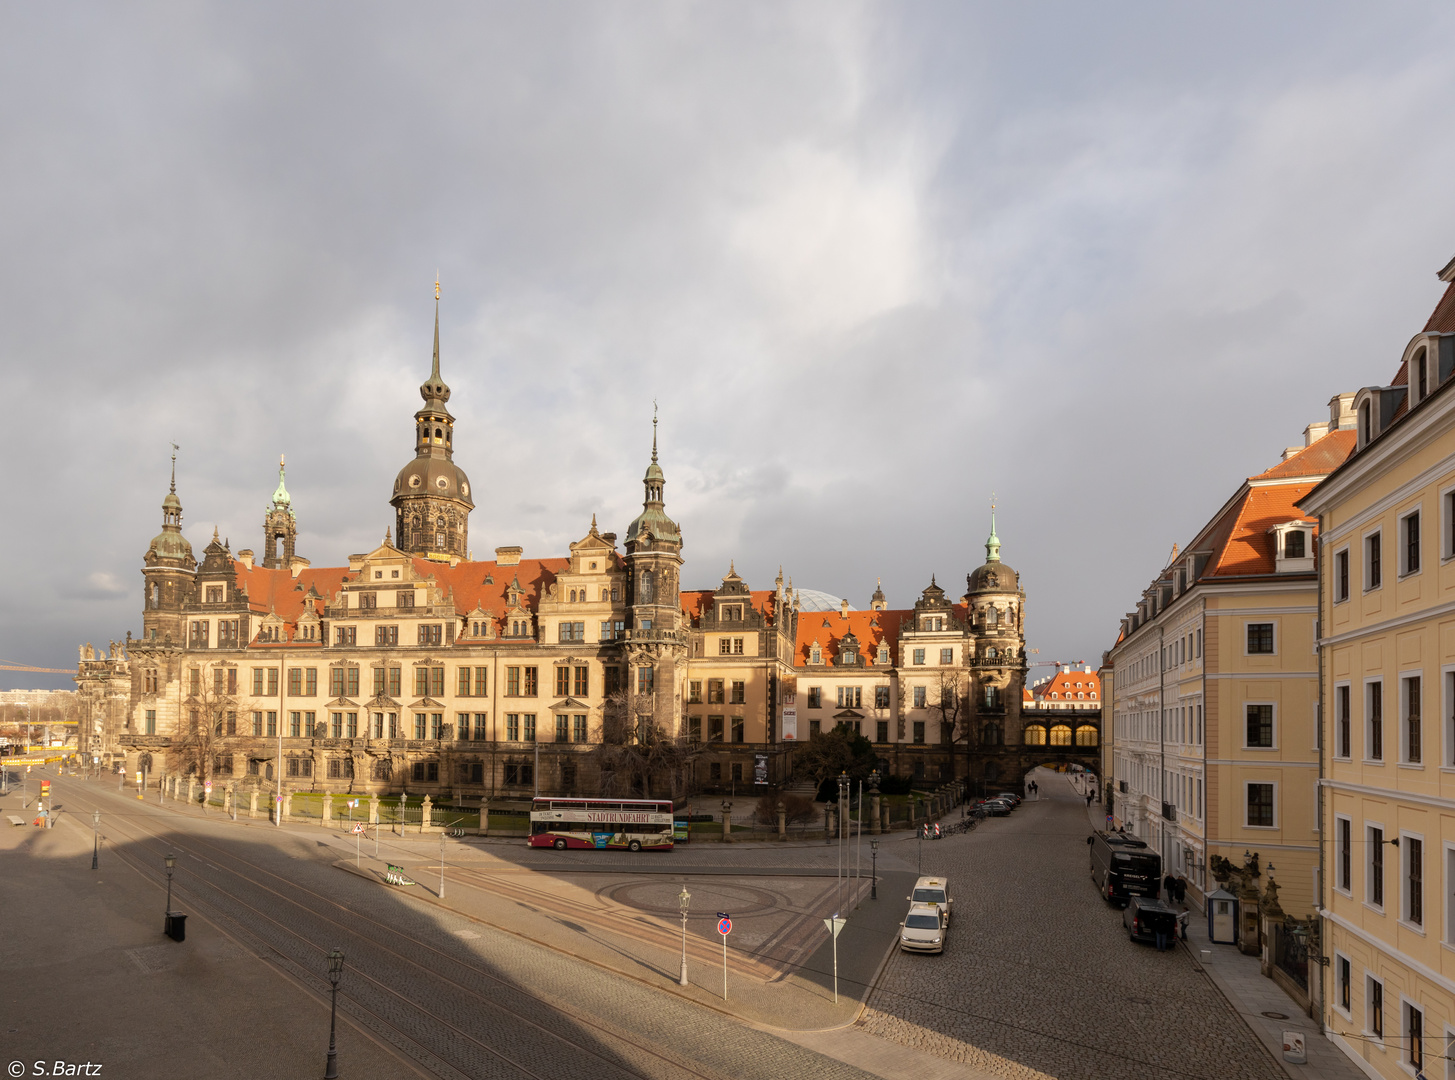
{"left": 780, "top": 675, "right": 798, "bottom": 741}
{"left": 754, "top": 753, "right": 768, "bottom": 785}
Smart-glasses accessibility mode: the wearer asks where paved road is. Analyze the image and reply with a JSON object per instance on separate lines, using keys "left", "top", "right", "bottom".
{"left": 862, "top": 769, "right": 1285, "bottom": 1080}
{"left": 39, "top": 773, "right": 886, "bottom": 1080}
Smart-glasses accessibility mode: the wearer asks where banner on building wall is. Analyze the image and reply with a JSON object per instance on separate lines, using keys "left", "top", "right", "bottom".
{"left": 754, "top": 754, "right": 768, "bottom": 785}
{"left": 780, "top": 676, "right": 798, "bottom": 741}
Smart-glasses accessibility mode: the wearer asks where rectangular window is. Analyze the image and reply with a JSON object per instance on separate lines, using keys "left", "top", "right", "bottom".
{"left": 331, "top": 712, "right": 343, "bottom": 738}
{"left": 346, "top": 667, "right": 359, "bottom": 698}
{"left": 939, "top": 648, "right": 953, "bottom": 665}
{"left": 374, "top": 625, "right": 398, "bottom": 646}
{"left": 574, "top": 666, "right": 588, "bottom": 697}
{"left": 1246, "top": 623, "right": 1274, "bottom": 654}
{"left": 807, "top": 687, "right": 821, "bottom": 708}
{"left": 554, "top": 715, "right": 569, "bottom": 742}
{"left": 430, "top": 667, "right": 445, "bottom": 697}
{"left": 459, "top": 667, "right": 473, "bottom": 696}
{"left": 600, "top": 620, "right": 614, "bottom": 642}
{"left": 875, "top": 685, "right": 890, "bottom": 709}
{"left": 472, "top": 713, "right": 486, "bottom": 740}
{"left": 555, "top": 666, "right": 570, "bottom": 697}
{"left": 373, "top": 667, "right": 385, "bottom": 696}
{"left": 332, "top": 668, "right": 346, "bottom": 697}
{"left": 1369, "top": 826, "right": 1385, "bottom": 906}
{"left": 1405, "top": 675, "right": 1422, "bottom": 764}
{"left": 1245, "top": 704, "right": 1274, "bottom": 748}
{"left": 913, "top": 686, "right": 927, "bottom": 708}
{"left": 417, "top": 624, "right": 442, "bottom": 646}
{"left": 1336, "top": 684, "right": 1351, "bottom": 758}
{"left": 1368, "top": 681, "right": 1384, "bottom": 761}
{"left": 397, "top": 590, "right": 414, "bottom": 609}
{"left": 1406, "top": 1002, "right": 1423, "bottom": 1070}
{"left": 730, "top": 680, "right": 745, "bottom": 705}
{"left": 688, "top": 715, "right": 702, "bottom": 742}
{"left": 144, "top": 709, "right": 156, "bottom": 735}
{"left": 913, "top": 721, "right": 925, "bottom": 744}
{"left": 289, "top": 711, "right": 301, "bottom": 737}
{"left": 430, "top": 713, "right": 443, "bottom": 739}
{"left": 414, "top": 713, "right": 426, "bottom": 740}
{"left": 913, "top": 648, "right": 926, "bottom": 665}
{"left": 266, "top": 711, "right": 276, "bottom": 737}
{"left": 506, "top": 667, "right": 520, "bottom": 696}
{"left": 335, "top": 626, "right": 356, "bottom": 646}
{"left": 1406, "top": 836, "right": 1424, "bottom": 925}
{"left": 1367, "top": 531, "right": 1383, "bottom": 590}
{"left": 1369, "top": 977, "right": 1383, "bottom": 1039}
{"left": 709, "top": 716, "right": 724, "bottom": 742}
{"left": 249, "top": 668, "right": 261, "bottom": 696}
{"left": 523, "top": 667, "right": 537, "bottom": 696}
{"left": 1337, "top": 955, "right": 1351, "bottom": 1012}
{"left": 877, "top": 720, "right": 889, "bottom": 743}
{"left": 475, "top": 667, "right": 487, "bottom": 696}
{"left": 1246, "top": 783, "right": 1274, "bottom": 827}
{"left": 718, "top": 637, "right": 731, "bottom": 655}
{"left": 506, "top": 713, "right": 520, "bottom": 741}
{"left": 733, "top": 637, "right": 744, "bottom": 655}
{"left": 707, "top": 679, "right": 724, "bottom": 704}
{"left": 1404, "top": 510, "right": 1422, "bottom": 575}
{"left": 346, "top": 712, "right": 358, "bottom": 738}
{"left": 306, "top": 668, "right": 318, "bottom": 696}
{"left": 731, "top": 716, "right": 744, "bottom": 743}
{"left": 306, "top": 711, "right": 316, "bottom": 736}
{"left": 1336, "top": 817, "right": 1351, "bottom": 891}
{"left": 572, "top": 714, "right": 586, "bottom": 742}
{"left": 689, "top": 681, "right": 702, "bottom": 704}
{"left": 522, "top": 714, "right": 536, "bottom": 742}
{"left": 251, "top": 711, "right": 262, "bottom": 736}
{"left": 1335, "top": 549, "right": 1349, "bottom": 601}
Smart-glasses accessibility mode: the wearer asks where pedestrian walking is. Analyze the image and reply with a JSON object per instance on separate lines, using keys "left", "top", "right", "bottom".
{"left": 1085, "top": 792, "right": 1094, "bottom": 808}
{"left": 1162, "top": 873, "right": 1176, "bottom": 900}
{"left": 1174, "top": 876, "right": 1187, "bottom": 905}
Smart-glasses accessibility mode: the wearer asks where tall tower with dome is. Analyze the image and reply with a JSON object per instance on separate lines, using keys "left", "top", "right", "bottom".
{"left": 390, "top": 284, "right": 475, "bottom": 558}
{"left": 965, "top": 505, "right": 1029, "bottom": 781}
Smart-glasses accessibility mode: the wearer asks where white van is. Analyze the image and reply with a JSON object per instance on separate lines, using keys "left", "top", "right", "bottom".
{"left": 900, "top": 903, "right": 947, "bottom": 953}
{"left": 908, "top": 876, "right": 953, "bottom": 925}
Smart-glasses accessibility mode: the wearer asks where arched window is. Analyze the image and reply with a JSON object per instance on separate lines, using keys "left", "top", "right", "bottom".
{"left": 1050, "top": 724, "right": 1073, "bottom": 746}
{"left": 569, "top": 589, "right": 577, "bottom": 602}
{"left": 986, "top": 607, "right": 998, "bottom": 627}
{"left": 1075, "top": 726, "right": 1099, "bottom": 747}
{"left": 1023, "top": 725, "right": 1046, "bottom": 746}
{"left": 982, "top": 722, "right": 1002, "bottom": 746}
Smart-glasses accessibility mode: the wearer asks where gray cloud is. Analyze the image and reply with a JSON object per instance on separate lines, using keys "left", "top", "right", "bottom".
{"left": 3, "top": 2, "right": 1455, "bottom": 689}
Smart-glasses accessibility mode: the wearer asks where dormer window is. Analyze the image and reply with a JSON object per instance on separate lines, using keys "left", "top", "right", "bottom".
{"left": 877, "top": 644, "right": 889, "bottom": 665}
{"left": 1284, "top": 531, "right": 1305, "bottom": 559}
{"left": 840, "top": 647, "right": 857, "bottom": 666}
{"left": 1273, "top": 523, "right": 1315, "bottom": 574}
{"left": 810, "top": 644, "right": 822, "bottom": 665}
{"left": 1417, "top": 347, "right": 1429, "bottom": 400}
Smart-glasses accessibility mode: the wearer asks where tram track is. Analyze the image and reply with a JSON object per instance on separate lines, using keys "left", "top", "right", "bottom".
{"left": 54, "top": 777, "right": 739, "bottom": 1080}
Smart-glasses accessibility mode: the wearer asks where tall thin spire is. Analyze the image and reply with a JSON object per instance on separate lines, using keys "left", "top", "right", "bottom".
{"left": 431, "top": 275, "right": 442, "bottom": 383}
{"left": 986, "top": 492, "right": 1002, "bottom": 563}
{"left": 651, "top": 399, "right": 659, "bottom": 464}
{"left": 170, "top": 443, "right": 179, "bottom": 492}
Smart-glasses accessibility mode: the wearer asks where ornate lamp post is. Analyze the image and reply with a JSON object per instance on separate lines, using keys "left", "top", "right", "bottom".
{"left": 870, "top": 838, "right": 879, "bottom": 900}
{"left": 163, "top": 851, "right": 177, "bottom": 927}
{"left": 836, "top": 772, "right": 850, "bottom": 913}
{"left": 324, "top": 948, "right": 345, "bottom": 1079}
{"left": 677, "top": 886, "right": 691, "bottom": 986}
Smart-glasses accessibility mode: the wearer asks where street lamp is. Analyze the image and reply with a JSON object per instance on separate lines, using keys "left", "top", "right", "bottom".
{"left": 836, "top": 773, "right": 850, "bottom": 914}
{"left": 678, "top": 886, "right": 691, "bottom": 986}
{"left": 91, "top": 810, "right": 100, "bottom": 870}
{"left": 870, "top": 839, "right": 878, "bottom": 900}
{"left": 163, "top": 851, "right": 177, "bottom": 930}
{"left": 324, "top": 948, "right": 345, "bottom": 1080}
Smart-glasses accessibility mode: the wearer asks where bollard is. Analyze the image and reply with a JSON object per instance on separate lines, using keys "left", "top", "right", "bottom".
{"left": 870, "top": 794, "right": 882, "bottom": 835}
{"left": 249, "top": 791, "right": 258, "bottom": 819}
{"left": 777, "top": 800, "right": 786, "bottom": 842}
{"left": 721, "top": 800, "right": 733, "bottom": 843}
{"left": 322, "top": 794, "right": 333, "bottom": 823}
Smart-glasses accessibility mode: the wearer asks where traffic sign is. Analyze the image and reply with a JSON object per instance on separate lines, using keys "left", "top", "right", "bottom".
{"left": 717, "top": 916, "right": 732, "bottom": 936}
{"left": 40, "top": 780, "right": 50, "bottom": 797}
{"left": 823, "top": 916, "right": 846, "bottom": 939}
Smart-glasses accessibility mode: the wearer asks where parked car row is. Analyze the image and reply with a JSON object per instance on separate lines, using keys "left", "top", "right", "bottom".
{"left": 973, "top": 791, "right": 1023, "bottom": 817}
{"left": 899, "top": 875, "right": 954, "bottom": 954}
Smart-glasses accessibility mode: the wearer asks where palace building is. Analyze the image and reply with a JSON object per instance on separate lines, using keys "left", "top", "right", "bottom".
{"left": 76, "top": 294, "right": 1095, "bottom": 801}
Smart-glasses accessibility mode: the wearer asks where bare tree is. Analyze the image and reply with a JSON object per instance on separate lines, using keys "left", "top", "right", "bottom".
{"left": 593, "top": 688, "right": 698, "bottom": 800}
{"left": 171, "top": 661, "right": 236, "bottom": 793}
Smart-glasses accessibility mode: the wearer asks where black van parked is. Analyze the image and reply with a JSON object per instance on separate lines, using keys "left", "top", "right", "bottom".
{"left": 1088, "top": 830, "right": 1161, "bottom": 905}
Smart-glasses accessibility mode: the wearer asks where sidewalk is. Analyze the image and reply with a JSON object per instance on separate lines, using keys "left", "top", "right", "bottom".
{"left": 1075, "top": 778, "right": 1364, "bottom": 1080}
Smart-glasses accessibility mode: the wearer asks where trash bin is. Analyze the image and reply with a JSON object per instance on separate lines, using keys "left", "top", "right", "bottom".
{"left": 165, "top": 912, "right": 186, "bottom": 942}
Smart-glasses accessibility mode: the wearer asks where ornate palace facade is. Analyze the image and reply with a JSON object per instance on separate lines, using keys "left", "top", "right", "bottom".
{"left": 77, "top": 297, "right": 1093, "bottom": 800}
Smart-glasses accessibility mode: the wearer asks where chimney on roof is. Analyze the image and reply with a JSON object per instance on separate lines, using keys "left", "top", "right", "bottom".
{"left": 237, "top": 549, "right": 254, "bottom": 570}
{"left": 1303, "top": 420, "right": 1330, "bottom": 447}
{"left": 602, "top": 532, "right": 617, "bottom": 548}
{"left": 840, "top": 598, "right": 850, "bottom": 620}
{"left": 289, "top": 556, "right": 310, "bottom": 579}
{"left": 495, "top": 546, "right": 522, "bottom": 566}
{"left": 1280, "top": 446, "right": 1303, "bottom": 462}
{"left": 1330, "top": 392, "right": 1356, "bottom": 430}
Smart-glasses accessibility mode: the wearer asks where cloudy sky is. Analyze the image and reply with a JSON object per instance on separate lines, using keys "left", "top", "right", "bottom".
{"left": 4, "top": 2, "right": 1455, "bottom": 690}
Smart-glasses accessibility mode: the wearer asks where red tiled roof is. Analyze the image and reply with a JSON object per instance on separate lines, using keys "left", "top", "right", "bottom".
{"left": 680, "top": 589, "right": 779, "bottom": 624}
{"left": 233, "top": 562, "right": 349, "bottom": 627}
{"left": 1035, "top": 669, "right": 1101, "bottom": 701}
{"left": 794, "top": 609, "right": 909, "bottom": 668}
{"left": 1207, "top": 483, "right": 1321, "bottom": 577}
{"left": 1252, "top": 430, "right": 1356, "bottom": 480}
{"left": 1424, "top": 280, "right": 1455, "bottom": 334}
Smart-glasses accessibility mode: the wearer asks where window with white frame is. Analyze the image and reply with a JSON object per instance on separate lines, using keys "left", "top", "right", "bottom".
{"left": 1335, "top": 683, "right": 1351, "bottom": 759}
{"left": 1401, "top": 508, "right": 1422, "bottom": 576}
{"left": 1366, "top": 679, "right": 1384, "bottom": 762}
{"left": 1368, "top": 825, "right": 1385, "bottom": 907}
{"left": 1246, "top": 782, "right": 1274, "bottom": 828}
{"left": 1403, "top": 834, "right": 1424, "bottom": 927}
{"left": 1367, "top": 974, "right": 1384, "bottom": 1040}
{"left": 1246, "top": 622, "right": 1275, "bottom": 655}
{"left": 1335, "top": 953, "right": 1351, "bottom": 1014}
{"left": 1403, "top": 674, "right": 1423, "bottom": 765}
{"left": 1445, "top": 488, "right": 1455, "bottom": 560}
{"left": 1446, "top": 847, "right": 1455, "bottom": 944}
{"left": 1365, "top": 529, "right": 1383, "bottom": 590}
{"left": 1335, "top": 815, "right": 1352, "bottom": 892}
{"left": 1334, "top": 547, "right": 1350, "bottom": 602}
{"left": 1405, "top": 999, "right": 1424, "bottom": 1072}
{"left": 1245, "top": 704, "right": 1274, "bottom": 748}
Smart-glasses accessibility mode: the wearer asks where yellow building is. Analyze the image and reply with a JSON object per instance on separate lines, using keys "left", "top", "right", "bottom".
{"left": 1106, "top": 401, "right": 1354, "bottom": 915}
{"left": 1302, "top": 256, "right": 1455, "bottom": 1077}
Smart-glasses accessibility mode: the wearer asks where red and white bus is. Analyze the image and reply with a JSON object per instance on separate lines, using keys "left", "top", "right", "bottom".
{"left": 529, "top": 797, "right": 675, "bottom": 851}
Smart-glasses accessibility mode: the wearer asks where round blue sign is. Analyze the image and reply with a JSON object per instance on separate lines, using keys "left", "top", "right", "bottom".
{"left": 717, "top": 917, "right": 732, "bottom": 936}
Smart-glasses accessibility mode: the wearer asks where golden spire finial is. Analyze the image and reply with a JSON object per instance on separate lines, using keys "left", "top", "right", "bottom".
{"left": 435, "top": 272, "right": 440, "bottom": 301}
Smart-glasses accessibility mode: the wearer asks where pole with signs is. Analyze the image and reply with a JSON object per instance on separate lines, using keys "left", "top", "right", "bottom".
{"left": 717, "top": 913, "right": 731, "bottom": 1000}
{"left": 823, "top": 915, "right": 846, "bottom": 1003}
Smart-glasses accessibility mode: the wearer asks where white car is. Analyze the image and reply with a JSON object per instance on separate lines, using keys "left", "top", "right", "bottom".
{"left": 899, "top": 903, "right": 947, "bottom": 954}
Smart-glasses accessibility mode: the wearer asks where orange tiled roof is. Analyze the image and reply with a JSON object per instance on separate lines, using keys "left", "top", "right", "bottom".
{"left": 1207, "top": 483, "right": 1321, "bottom": 577}
{"left": 1425, "top": 280, "right": 1455, "bottom": 333}
{"left": 794, "top": 609, "right": 909, "bottom": 668}
{"left": 680, "top": 589, "right": 779, "bottom": 624}
{"left": 1252, "top": 430, "right": 1356, "bottom": 480}
{"left": 233, "top": 562, "right": 349, "bottom": 628}
{"left": 1035, "top": 669, "right": 1101, "bottom": 701}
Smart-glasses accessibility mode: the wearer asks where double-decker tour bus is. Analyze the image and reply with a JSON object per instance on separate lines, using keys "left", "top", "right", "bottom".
{"left": 529, "top": 797, "right": 675, "bottom": 851}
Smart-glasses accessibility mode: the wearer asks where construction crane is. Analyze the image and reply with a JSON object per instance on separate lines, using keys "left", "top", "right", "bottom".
{"left": 0, "top": 660, "right": 74, "bottom": 674}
